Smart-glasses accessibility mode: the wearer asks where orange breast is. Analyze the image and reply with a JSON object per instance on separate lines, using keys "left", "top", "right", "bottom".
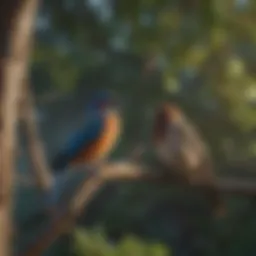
{"left": 71, "top": 111, "right": 121, "bottom": 165}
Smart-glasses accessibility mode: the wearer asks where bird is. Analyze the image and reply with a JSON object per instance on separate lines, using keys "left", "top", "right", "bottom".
{"left": 153, "top": 102, "right": 226, "bottom": 217}
{"left": 51, "top": 90, "right": 122, "bottom": 173}
{"left": 19, "top": 91, "right": 122, "bottom": 230}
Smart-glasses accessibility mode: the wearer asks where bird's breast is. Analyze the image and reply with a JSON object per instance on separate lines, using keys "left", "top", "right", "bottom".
{"left": 72, "top": 111, "right": 121, "bottom": 164}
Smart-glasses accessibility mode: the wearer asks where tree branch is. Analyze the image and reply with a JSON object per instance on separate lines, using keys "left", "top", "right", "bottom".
{"left": 20, "top": 83, "right": 54, "bottom": 191}
{"left": 19, "top": 161, "right": 256, "bottom": 256}
{"left": 97, "top": 162, "right": 256, "bottom": 197}
{"left": 19, "top": 174, "right": 104, "bottom": 256}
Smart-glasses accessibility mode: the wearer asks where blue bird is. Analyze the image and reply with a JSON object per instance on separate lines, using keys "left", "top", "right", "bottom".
{"left": 52, "top": 90, "right": 122, "bottom": 173}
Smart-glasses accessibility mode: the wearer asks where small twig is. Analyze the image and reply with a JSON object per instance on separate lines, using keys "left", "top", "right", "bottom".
{"left": 20, "top": 83, "right": 53, "bottom": 191}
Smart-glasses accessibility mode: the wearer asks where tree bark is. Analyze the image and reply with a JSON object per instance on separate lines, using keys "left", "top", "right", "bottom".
{"left": 0, "top": 1, "right": 39, "bottom": 255}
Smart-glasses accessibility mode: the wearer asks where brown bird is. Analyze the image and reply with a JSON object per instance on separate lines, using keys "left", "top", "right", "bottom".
{"left": 153, "top": 102, "right": 226, "bottom": 217}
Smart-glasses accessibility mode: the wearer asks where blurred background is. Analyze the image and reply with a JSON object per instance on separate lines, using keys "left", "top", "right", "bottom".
{"left": 15, "top": 0, "right": 256, "bottom": 255}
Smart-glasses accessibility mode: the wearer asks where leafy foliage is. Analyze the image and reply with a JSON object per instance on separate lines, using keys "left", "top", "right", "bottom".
{"left": 73, "top": 228, "right": 170, "bottom": 256}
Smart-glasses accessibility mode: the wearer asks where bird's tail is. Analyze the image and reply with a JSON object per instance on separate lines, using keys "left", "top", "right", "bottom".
{"left": 51, "top": 152, "right": 70, "bottom": 173}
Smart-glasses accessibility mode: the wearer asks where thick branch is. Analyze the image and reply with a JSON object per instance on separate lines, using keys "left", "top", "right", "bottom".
{"left": 98, "top": 162, "right": 256, "bottom": 196}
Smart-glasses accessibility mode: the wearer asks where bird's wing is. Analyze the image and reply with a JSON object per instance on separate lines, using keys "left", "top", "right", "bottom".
{"left": 51, "top": 114, "right": 104, "bottom": 171}
{"left": 65, "top": 115, "right": 104, "bottom": 157}
{"left": 177, "top": 119, "right": 209, "bottom": 172}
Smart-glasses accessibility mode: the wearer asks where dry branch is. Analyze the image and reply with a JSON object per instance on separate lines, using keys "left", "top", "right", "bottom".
{"left": 98, "top": 162, "right": 256, "bottom": 197}
{"left": 0, "top": 0, "right": 39, "bottom": 255}
{"left": 19, "top": 161, "right": 256, "bottom": 256}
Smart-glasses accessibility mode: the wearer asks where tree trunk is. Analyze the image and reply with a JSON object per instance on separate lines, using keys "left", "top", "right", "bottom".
{"left": 0, "top": 1, "right": 39, "bottom": 255}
